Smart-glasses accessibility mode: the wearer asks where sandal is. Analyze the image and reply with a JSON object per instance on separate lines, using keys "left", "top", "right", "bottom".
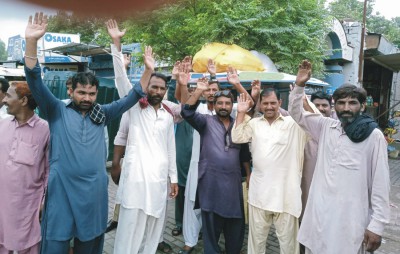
{"left": 178, "top": 246, "right": 195, "bottom": 254}
{"left": 172, "top": 226, "right": 182, "bottom": 236}
{"left": 157, "top": 241, "right": 172, "bottom": 253}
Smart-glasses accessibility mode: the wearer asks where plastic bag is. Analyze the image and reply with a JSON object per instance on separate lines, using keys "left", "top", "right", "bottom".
{"left": 192, "top": 42, "right": 265, "bottom": 73}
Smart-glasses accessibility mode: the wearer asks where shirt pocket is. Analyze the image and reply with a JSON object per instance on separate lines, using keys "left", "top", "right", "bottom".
{"left": 270, "top": 128, "right": 289, "bottom": 146}
{"left": 14, "top": 140, "right": 39, "bottom": 166}
{"left": 339, "top": 147, "right": 361, "bottom": 170}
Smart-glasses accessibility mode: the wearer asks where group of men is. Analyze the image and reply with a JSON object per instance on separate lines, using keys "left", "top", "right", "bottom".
{"left": 0, "top": 12, "right": 390, "bottom": 254}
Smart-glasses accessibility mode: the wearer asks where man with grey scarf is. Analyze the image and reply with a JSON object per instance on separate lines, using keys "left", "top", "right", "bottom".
{"left": 289, "top": 60, "right": 390, "bottom": 254}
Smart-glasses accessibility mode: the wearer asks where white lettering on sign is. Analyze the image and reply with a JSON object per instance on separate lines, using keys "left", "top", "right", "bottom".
{"left": 45, "top": 34, "right": 72, "bottom": 43}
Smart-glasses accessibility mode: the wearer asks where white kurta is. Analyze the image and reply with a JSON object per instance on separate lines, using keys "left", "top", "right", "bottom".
{"left": 289, "top": 86, "right": 390, "bottom": 254}
{"left": 232, "top": 114, "right": 307, "bottom": 218}
{"left": 111, "top": 44, "right": 177, "bottom": 219}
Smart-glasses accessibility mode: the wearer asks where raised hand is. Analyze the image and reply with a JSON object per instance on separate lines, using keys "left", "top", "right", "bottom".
{"left": 227, "top": 66, "right": 241, "bottom": 86}
{"left": 183, "top": 56, "right": 193, "bottom": 72}
{"left": 106, "top": 19, "right": 126, "bottom": 41}
{"left": 196, "top": 77, "right": 209, "bottom": 91}
{"left": 172, "top": 61, "right": 180, "bottom": 79}
{"left": 251, "top": 79, "right": 261, "bottom": 95}
{"left": 237, "top": 93, "right": 252, "bottom": 113}
{"left": 207, "top": 58, "right": 217, "bottom": 76}
{"left": 143, "top": 46, "right": 155, "bottom": 71}
{"left": 25, "top": 12, "right": 48, "bottom": 40}
{"left": 295, "top": 60, "right": 312, "bottom": 87}
{"left": 177, "top": 60, "right": 190, "bottom": 86}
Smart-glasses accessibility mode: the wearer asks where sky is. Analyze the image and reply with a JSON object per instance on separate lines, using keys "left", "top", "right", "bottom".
{"left": 0, "top": 0, "right": 399, "bottom": 47}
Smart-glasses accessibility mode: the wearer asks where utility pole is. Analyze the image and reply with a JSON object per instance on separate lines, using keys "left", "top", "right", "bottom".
{"left": 358, "top": 0, "right": 368, "bottom": 86}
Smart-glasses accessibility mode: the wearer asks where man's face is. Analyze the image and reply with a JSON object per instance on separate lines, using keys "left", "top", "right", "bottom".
{"left": 214, "top": 96, "right": 233, "bottom": 118}
{"left": 312, "top": 98, "right": 331, "bottom": 117}
{"left": 202, "top": 83, "right": 219, "bottom": 103}
{"left": 2, "top": 86, "right": 23, "bottom": 116}
{"left": 335, "top": 97, "right": 364, "bottom": 125}
{"left": 260, "top": 92, "right": 282, "bottom": 120}
{"left": 147, "top": 76, "right": 167, "bottom": 106}
{"left": 71, "top": 83, "right": 98, "bottom": 112}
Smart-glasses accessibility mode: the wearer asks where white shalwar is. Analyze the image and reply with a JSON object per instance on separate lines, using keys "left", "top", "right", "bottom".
{"left": 111, "top": 44, "right": 177, "bottom": 253}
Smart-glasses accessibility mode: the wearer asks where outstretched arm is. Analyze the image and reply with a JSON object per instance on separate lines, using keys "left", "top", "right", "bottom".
{"left": 25, "top": 13, "right": 47, "bottom": 69}
{"left": 106, "top": 19, "right": 126, "bottom": 52}
{"left": 140, "top": 46, "right": 155, "bottom": 92}
{"left": 181, "top": 78, "right": 209, "bottom": 132}
{"left": 289, "top": 60, "right": 324, "bottom": 141}
{"left": 232, "top": 93, "right": 253, "bottom": 144}
{"left": 107, "top": 19, "right": 133, "bottom": 98}
{"left": 24, "top": 12, "right": 59, "bottom": 117}
{"left": 177, "top": 56, "right": 192, "bottom": 103}
{"left": 184, "top": 77, "right": 208, "bottom": 106}
{"left": 227, "top": 66, "right": 254, "bottom": 108}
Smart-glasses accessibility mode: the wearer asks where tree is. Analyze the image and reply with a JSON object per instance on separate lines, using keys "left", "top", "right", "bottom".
{"left": 46, "top": 1, "right": 330, "bottom": 75}
{"left": 122, "top": 0, "right": 330, "bottom": 75}
{"left": 328, "top": 0, "right": 400, "bottom": 47}
{"left": 47, "top": 11, "right": 109, "bottom": 45}
{"left": 0, "top": 40, "right": 7, "bottom": 61}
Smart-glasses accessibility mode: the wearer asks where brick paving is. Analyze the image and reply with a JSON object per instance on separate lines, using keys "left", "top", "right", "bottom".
{"left": 103, "top": 158, "right": 400, "bottom": 253}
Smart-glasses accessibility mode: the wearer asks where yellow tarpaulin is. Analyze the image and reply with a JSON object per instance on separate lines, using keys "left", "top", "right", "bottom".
{"left": 193, "top": 42, "right": 265, "bottom": 73}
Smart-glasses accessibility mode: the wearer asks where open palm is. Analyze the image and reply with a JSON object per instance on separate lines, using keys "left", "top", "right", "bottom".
{"left": 227, "top": 66, "right": 240, "bottom": 86}
{"left": 295, "top": 60, "right": 312, "bottom": 86}
{"left": 25, "top": 13, "right": 48, "bottom": 40}
{"left": 143, "top": 46, "right": 155, "bottom": 71}
{"left": 237, "top": 93, "right": 251, "bottom": 113}
{"left": 106, "top": 19, "right": 126, "bottom": 40}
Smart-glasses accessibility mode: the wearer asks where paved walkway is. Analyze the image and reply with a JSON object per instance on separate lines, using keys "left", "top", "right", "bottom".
{"left": 103, "top": 158, "right": 400, "bottom": 253}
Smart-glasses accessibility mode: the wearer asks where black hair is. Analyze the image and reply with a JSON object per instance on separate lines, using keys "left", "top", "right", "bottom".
{"left": 66, "top": 77, "right": 73, "bottom": 87}
{"left": 311, "top": 91, "right": 332, "bottom": 105}
{"left": 71, "top": 72, "right": 99, "bottom": 90}
{"left": 332, "top": 84, "right": 367, "bottom": 104}
{"left": 150, "top": 72, "right": 169, "bottom": 87}
{"left": 260, "top": 88, "right": 280, "bottom": 100}
{"left": 213, "top": 90, "right": 234, "bottom": 104}
{"left": 0, "top": 78, "right": 10, "bottom": 93}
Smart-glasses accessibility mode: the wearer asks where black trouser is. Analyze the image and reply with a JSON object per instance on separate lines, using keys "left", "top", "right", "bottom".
{"left": 175, "top": 185, "right": 185, "bottom": 228}
{"left": 201, "top": 211, "right": 245, "bottom": 254}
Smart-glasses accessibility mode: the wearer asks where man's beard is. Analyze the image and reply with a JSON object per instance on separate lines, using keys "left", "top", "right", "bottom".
{"left": 338, "top": 111, "right": 360, "bottom": 125}
{"left": 76, "top": 100, "right": 93, "bottom": 111}
{"left": 148, "top": 95, "right": 163, "bottom": 105}
{"left": 216, "top": 109, "right": 230, "bottom": 118}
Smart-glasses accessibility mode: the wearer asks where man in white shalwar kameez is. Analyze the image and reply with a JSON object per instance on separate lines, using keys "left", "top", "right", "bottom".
{"left": 107, "top": 20, "right": 178, "bottom": 253}
{"left": 289, "top": 60, "right": 390, "bottom": 254}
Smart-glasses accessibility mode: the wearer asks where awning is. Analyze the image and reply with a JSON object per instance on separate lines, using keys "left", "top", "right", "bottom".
{"left": 0, "top": 67, "right": 25, "bottom": 77}
{"left": 368, "top": 53, "right": 400, "bottom": 72}
{"left": 189, "top": 71, "right": 330, "bottom": 87}
{"left": 44, "top": 43, "right": 110, "bottom": 57}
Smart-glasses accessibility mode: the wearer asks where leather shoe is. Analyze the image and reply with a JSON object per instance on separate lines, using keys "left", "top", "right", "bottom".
{"left": 105, "top": 220, "right": 118, "bottom": 233}
{"left": 178, "top": 246, "right": 195, "bottom": 254}
{"left": 172, "top": 226, "right": 182, "bottom": 236}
